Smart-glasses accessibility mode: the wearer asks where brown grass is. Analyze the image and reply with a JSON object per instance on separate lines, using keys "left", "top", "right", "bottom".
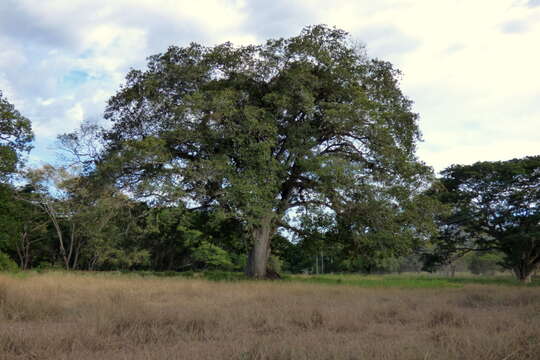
{"left": 0, "top": 273, "right": 539, "bottom": 359}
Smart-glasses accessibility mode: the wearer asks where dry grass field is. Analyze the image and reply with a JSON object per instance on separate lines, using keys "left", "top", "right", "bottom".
{"left": 1, "top": 272, "right": 539, "bottom": 360}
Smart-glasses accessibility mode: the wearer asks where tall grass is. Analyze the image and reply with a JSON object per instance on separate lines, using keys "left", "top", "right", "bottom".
{"left": 0, "top": 272, "right": 539, "bottom": 359}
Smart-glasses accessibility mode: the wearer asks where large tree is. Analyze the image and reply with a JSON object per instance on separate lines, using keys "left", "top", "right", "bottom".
{"left": 427, "top": 156, "right": 540, "bottom": 282}
{"left": 102, "top": 25, "right": 432, "bottom": 277}
{"left": 0, "top": 91, "right": 33, "bottom": 269}
{"left": 0, "top": 91, "right": 33, "bottom": 180}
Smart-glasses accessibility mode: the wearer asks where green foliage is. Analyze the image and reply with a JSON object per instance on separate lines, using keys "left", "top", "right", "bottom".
{"left": 267, "top": 255, "right": 283, "bottom": 274}
{"left": 22, "top": 164, "right": 145, "bottom": 271}
{"left": 34, "top": 262, "right": 64, "bottom": 272}
{"left": 0, "top": 182, "right": 52, "bottom": 270}
{"left": 427, "top": 156, "right": 540, "bottom": 281}
{"left": 230, "top": 253, "right": 247, "bottom": 271}
{"left": 90, "top": 248, "right": 151, "bottom": 270}
{"left": 139, "top": 206, "right": 246, "bottom": 271}
{"left": 0, "top": 184, "right": 17, "bottom": 250}
{"left": 192, "top": 241, "right": 234, "bottom": 270}
{"left": 0, "top": 251, "right": 18, "bottom": 271}
{"left": 331, "top": 192, "right": 443, "bottom": 272}
{"left": 0, "top": 91, "right": 33, "bottom": 180}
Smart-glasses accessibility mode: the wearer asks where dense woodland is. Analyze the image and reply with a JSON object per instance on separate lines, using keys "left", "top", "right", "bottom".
{"left": 0, "top": 26, "right": 538, "bottom": 281}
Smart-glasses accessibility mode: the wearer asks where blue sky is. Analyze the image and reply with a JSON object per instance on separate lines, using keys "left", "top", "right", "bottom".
{"left": 1, "top": 0, "right": 539, "bottom": 172}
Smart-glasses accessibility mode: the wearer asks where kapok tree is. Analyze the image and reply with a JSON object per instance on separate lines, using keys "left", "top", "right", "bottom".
{"left": 102, "top": 25, "right": 433, "bottom": 278}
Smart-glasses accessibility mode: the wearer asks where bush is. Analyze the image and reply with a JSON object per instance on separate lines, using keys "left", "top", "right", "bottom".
{"left": 267, "top": 255, "right": 283, "bottom": 274}
{"left": 0, "top": 252, "right": 18, "bottom": 272}
{"left": 192, "top": 241, "right": 234, "bottom": 270}
{"left": 34, "top": 262, "right": 64, "bottom": 273}
{"left": 96, "top": 249, "right": 151, "bottom": 270}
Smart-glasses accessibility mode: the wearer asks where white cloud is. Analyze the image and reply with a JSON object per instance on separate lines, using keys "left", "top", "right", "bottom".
{"left": 66, "top": 103, "right": 84, "bottom": 125}
{"left": 37, "top": 98, "right": 56, "bottom": 106}
{"left": 419, "top": 139, "right": 540, "bottom": 173}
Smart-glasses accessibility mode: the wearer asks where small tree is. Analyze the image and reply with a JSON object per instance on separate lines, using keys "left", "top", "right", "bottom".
{"left": 25, "top": 165, "right": 134, "bottom": 270}
{"left": 429, "top": 156, "right": 540, "bottom": 282}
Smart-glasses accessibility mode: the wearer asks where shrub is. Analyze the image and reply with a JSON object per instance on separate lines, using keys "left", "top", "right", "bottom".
{"left": 0, "top": 252, "right": 18, "bottom": 272}
{"left": 192, "top": 241, "right": 234, "bottom": 270}
{"left": 267, "top": 255, "right": 283, "bottom": 274}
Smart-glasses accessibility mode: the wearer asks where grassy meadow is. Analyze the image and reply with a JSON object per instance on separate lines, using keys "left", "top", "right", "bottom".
{"left": 1, "top": 272, "right": 539, "bottom": 360}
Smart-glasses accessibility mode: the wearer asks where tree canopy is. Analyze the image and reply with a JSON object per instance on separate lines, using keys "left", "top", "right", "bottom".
{"left": 98, "top": 25, "right": 433, "bottom": 277}
{"left": 426, "top": 156, "right": 540, "bottom": 282}
{"left": 0, "top": 91, "right": 33, "bottom": 180}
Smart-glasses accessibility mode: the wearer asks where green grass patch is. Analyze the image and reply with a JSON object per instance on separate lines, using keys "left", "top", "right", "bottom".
{"left": 286, "top": 273, "right": 540, "bottom": 288}
{"left": 1, "top": 269, "right": 249, "bottom": 282}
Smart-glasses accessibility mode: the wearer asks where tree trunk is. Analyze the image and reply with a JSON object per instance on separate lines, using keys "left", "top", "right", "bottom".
{"left": 516, "top": 270, "right": 533, "bottom": 283}
{"left": 16, "top": 228, "right": 28, "bottom": 270}
{"left": 72, "top": 239, "right": 82, "bottom": 270}
{"left": 67, "top": 223, "right": 76, "bottom": 269}
{"left": 514, "top": 264, "right": 536, "bottom": 283}
{"left": 245, "top": 216, "right": 273, "bottom": 278}
{"left": 42, "top": 201, "right": 69, "bottom": 270}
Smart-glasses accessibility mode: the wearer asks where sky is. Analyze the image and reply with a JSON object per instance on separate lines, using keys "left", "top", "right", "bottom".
{"left": 0, "top": 0, "right": 539, "bottom": 173}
